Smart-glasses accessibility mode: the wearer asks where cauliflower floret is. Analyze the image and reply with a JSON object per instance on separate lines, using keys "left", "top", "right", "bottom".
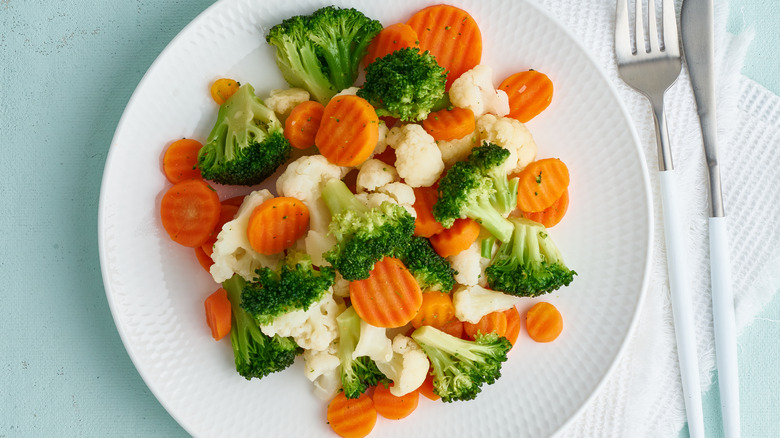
{"left": 353, "top": 320, "right": 393, "bottom": 363}
{"left": 259, "top": 291, "right": 346, "bottom": 351}
{"left": 264, "top": 88, "right": 310, "bottom": 117}
{"left": 448, "top": 240, "right": 490, "bottom": 287}
{"left": 375, "top": 334, "right": 430, "bottom": 397}
{"left": 332, "top": 272, "right": 350, "bottom": 298}
{"left": 449, "top": 65, "right": 510, "bottom": 118}
{"left": 354, "top": 191, "right": 395, "bottom": 210}
{"left": 437, "top": 131, "right": 480, "bottom": 167}
{"left": 334, "top": 86, "right": 360, "bottom": 97}
{"left": 376, "top": 182, "right": 416, "bottom": 217}
{"left": 476, "top": 114, "right": 538, "bottom": 174}
{"left": 356, "top": 159, "right": 399, "bottom": 192}
{"left": 209, "top": 190, "right": 282, "bottom": 283}
{"left": 303, "top": 341, "right": 342, "bottom": 400}
{"left": 452, "top": 284, "right": 520, "bottom": 324}
{"left": 386, "top": 124, "right": 444, "bottom": 187}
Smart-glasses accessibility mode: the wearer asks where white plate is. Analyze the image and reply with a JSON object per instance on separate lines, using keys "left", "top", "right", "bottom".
{"left": 98, "top": 0, "right": 652, "bottom": 436}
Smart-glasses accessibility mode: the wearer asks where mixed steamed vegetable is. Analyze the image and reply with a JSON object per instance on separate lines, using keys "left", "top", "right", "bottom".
{"left": 158, "top": 4, "right": 573, "bottom": 437}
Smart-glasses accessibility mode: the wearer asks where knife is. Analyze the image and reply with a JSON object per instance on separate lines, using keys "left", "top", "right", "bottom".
{"left": 680, "top": 1, "right": 740, "bottom": 437}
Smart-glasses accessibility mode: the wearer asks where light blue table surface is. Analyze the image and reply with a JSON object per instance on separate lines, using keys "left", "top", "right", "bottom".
{"left": 1, "top": 1, "right": 777, "bottom": 437}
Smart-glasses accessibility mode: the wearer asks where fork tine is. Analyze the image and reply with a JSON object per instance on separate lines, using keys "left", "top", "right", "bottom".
{"left": 634, "top": 0, "right": 645, "bottom": 54}
{"left": 662, "top": 0, "right": 680, "bottom": 55}
{"left": 615, "top": 0, "right": 631, "bottom": 57}
{"left": 648, "top": 0, "right": 660, "bottom": 53}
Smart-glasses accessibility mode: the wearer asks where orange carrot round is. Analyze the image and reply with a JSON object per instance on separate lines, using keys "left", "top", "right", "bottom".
{"left": 437, "top": 317, "right": 465, "bottom": 339}
{"left": 349, "top": 257, "right": 423, "bottom": 328}
{"left": 417, "top": 372, "right": 440, "bottom": 401}
{"left": 463, "top": 311, "right": 508, "bottom": 340}
{"left": 204, "top": 288, "right": 232, "bottom": 341}
{"left": 160, "top": 179, "right": 221, "bottom": 248}
{"left": 194, "top": 246, "right": 213, "bottom": 273}
{"left": 503, "top": 306, "right": 522, "bottom": 347}
{"left": 520, "top": 188, "right": 569, "bottom": 228}
{"left": 284, "top": 100, "right": 325, "bottom": 150}
{"left": 372, "top": 383, "right": 420, "bottom": 420}
{"left": 526, "top": 302, "right": 563, "bottom": 343}
{"left": 411, "top": 291, "right": 456, "bottom": 329}
{"left": 246, "top": 196, "right": 309, "bottom": 255}
{"left": 499, "top": 70, "right": 553, "bottom": 123}
{"left": 162, "top": 138, "right": 203, "bottom": 183}
{"left": 201, "top": 202, "right": 240, "bottom": 257}
{"left": 422, "top": 107, "right": 475, "bottom": 141}
{"left": 407, "top": 5, "right": 482, "bottom": 89}
{"left": 429, "top": 218, "right": 481, "bottom": 258}
{"left": 327, "top": 392, "right": 377, "bottom": 438}
{"left": 315, "top": 95, "right": 379, "bottom": 167}
{"left": 516, "top": 158, "right": 570, "bottom": 213}
{"left": 412, "top": 185, "right": 445, "bottom": 238}
{"left": 364, "top": 23, "right": 419, "bottom": 67}
{"left": 210, "top": 78, "right": 239, "bottom": 105}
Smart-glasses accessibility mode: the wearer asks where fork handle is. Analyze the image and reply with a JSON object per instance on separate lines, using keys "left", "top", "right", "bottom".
{"left": 652, "top": 96, "right": 675, "bottom": 171}
{"left": 659, "top": 170, "right": 706, "bottom": 438}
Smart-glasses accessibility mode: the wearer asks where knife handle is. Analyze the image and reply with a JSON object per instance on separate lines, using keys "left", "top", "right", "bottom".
{"left": 659, "top": 170, "right": 705, "bottom": 438}
{"left": 709, "top": 216, "right": 741, "bottom": 438}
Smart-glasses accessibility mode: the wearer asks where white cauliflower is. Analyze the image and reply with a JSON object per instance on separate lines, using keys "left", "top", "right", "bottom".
{"left": 355, "top": 159, "right": 399, "bottom": 192}
{"left": 303, "top": 341, "right": 342, "bottom": 400}
{"left": 476, "top": 114, "right": 538, "bottom": 174}
{"left": 352, "top": 320, "right": 393, "bottom": 363}
{"left": 437, "top": 131, "right": 479, "bottom": 167}
{"left": 448, "top": 240, "right": 491, "bottom": 287}
{"left": 449, "top": 65, "right": 510, "bottom": 118}
{"left": 259, "top": 291, "right": 346, "bottom": 351}
{"left": 375, "top": 334, "right": 430, "bottom": 397}
{"left": 452, "top": 284, "right": 520, "bottom": 324}
{"left": 386, "top": 124, "right": 444, "bottom": 187}
{"left": 334, "top": 86, "right": 360, "bottom": 97}
{"left": 332, "top": 272, "right": 351, "bottom": 298}
{"left": 209, "top": 190, "right": 282, "bottom": 283}
{"left": 264, "top": 88, "right": 310, "bottom": 117}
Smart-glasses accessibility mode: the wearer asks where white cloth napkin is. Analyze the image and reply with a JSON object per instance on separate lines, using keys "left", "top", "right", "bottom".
{"left": 531, "top": 0, "right": 780, "bottom": 436}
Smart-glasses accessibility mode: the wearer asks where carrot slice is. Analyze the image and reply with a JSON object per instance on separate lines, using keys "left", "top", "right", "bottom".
{"left": 520, "top": 188, "right": 569, "bottom": 228}
{"left": 417, "top": 372, "right": 440, "bottom": 401}
{"left": 407, "top": 5, "right": 482, "bottom": 89}
{"left": 162, "top": 138, "right": 203, "bottom": 183}
{"left": 422, "top": 107, "right": 475, "bottom": 141}
{"left": 411, "top": 291, "right": 456, "bottom": 329}
{"left": 160, "top": 179, "right": 221, "bottom": 247}
{"left": 284, "top": 100, "right": 325, "bottom": 150}
{"left": 246, "top": 196, "right": 309, "bottom": 255}
{"left": 363, "top": 23, "right": 419, "bottom": 67}
{"left": 463, "top": 311, "right": 508, "bottom": 340}
{"left": 372, "top": 383, "right": 420, "bottom": 420}
{"left": 210, "top": 78, "right": 239, "bottom": 105}
{"left": 515, "top": 158, "right": 570, "bottom": 213}
{"left": 503, "top": 306, "right": 522, "bottom": 347}
{"left": 526, "top": 302, "right": 563, "bottom": 343}
{"left": 429, "top": 218, "right": 480, "bottom": 258}
{"left": 201, "top": 202, "right": 240, "bottom": 257}
{"left": 315, "top": 95, "right": 379, "bottom": 167}
{"left": 194, "top": 246, "right": 213, "bottom": 273}
{"left": 204, "top": 288, "right": 232, "bottom": 341}
{"left": 327, "top": 392, "right": 377, "bottom": 438}
{"left": 412, "top": 185, "right": 445, "bottom": 238}
{"left": 499, "top": 70, "right": 553, "bottom": 123}
{"left": 349, "top": 257, "right": 423, "bottom": 328}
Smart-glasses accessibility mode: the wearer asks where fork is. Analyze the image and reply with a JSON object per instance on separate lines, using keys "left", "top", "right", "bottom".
{"left": 615, "top": 0, "right": 705, "bottom": 437}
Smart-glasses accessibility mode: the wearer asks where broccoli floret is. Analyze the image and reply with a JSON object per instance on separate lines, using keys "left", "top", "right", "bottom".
{"left": 398, "top": 236, "right": 457, "bottom": 292}
{"left": 197, "top": 83, "right": 291, "bottom": 185}
{"left": 321, "top": 178, "right": 415, "bottom": 280}
{"left": 485, "top": 217, "right": 576, "bottom": 297}
{"left": 239, "top": 251, "right": 335, "bottom": 325}
{"left": 468, "top": 143, "right": 519, "bottom": 215}
{"left": 411, "top": 325, "right": 511, "bottom": 403}
{"left": 357, "top": 47, "right": 447, "bottom": 122}
{"left": 433, "top": 160, "right": 514, "bottom": 243}
{"left": 223, "top": 274, "right": 302, "bottom": 380}
{"left": 266, "top": 7, "right": 382, "bottom": 104}
{"left": 336, "top": 307, "right": 388, "bottom": 399}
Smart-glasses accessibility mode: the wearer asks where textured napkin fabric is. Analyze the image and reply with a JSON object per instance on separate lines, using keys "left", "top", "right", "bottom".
{"left": 533, "top": 0, "right": 780, "bottom": 436}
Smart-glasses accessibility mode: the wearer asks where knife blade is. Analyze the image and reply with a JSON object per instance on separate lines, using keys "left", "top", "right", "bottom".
{"left": 680, "top": 1, "right": 741, "bottom": 437}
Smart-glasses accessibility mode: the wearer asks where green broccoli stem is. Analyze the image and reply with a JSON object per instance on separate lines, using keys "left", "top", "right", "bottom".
{"left": 481, "top": 236, "right": 497, "bottom": 258}
{"left": 322, "top": 178, "right": 369, "bottom": 216}
{"left": 223, "top": 275, "right": 262, "bottom": 364}
{"left": 490, "top": 172, "right": 516, "bottom": 216}
{"left": 463, "top": 196, "right": 514, "bottom": 243}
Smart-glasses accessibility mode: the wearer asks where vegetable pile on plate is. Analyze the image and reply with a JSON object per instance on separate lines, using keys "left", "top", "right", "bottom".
{"left": 157, "top": 4, "right": 574, "bottom": 437}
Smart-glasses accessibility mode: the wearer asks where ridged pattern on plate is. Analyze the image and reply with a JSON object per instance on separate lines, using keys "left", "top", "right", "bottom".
{"left": 98, "top": 0, "right": 652, "bottom": 437}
